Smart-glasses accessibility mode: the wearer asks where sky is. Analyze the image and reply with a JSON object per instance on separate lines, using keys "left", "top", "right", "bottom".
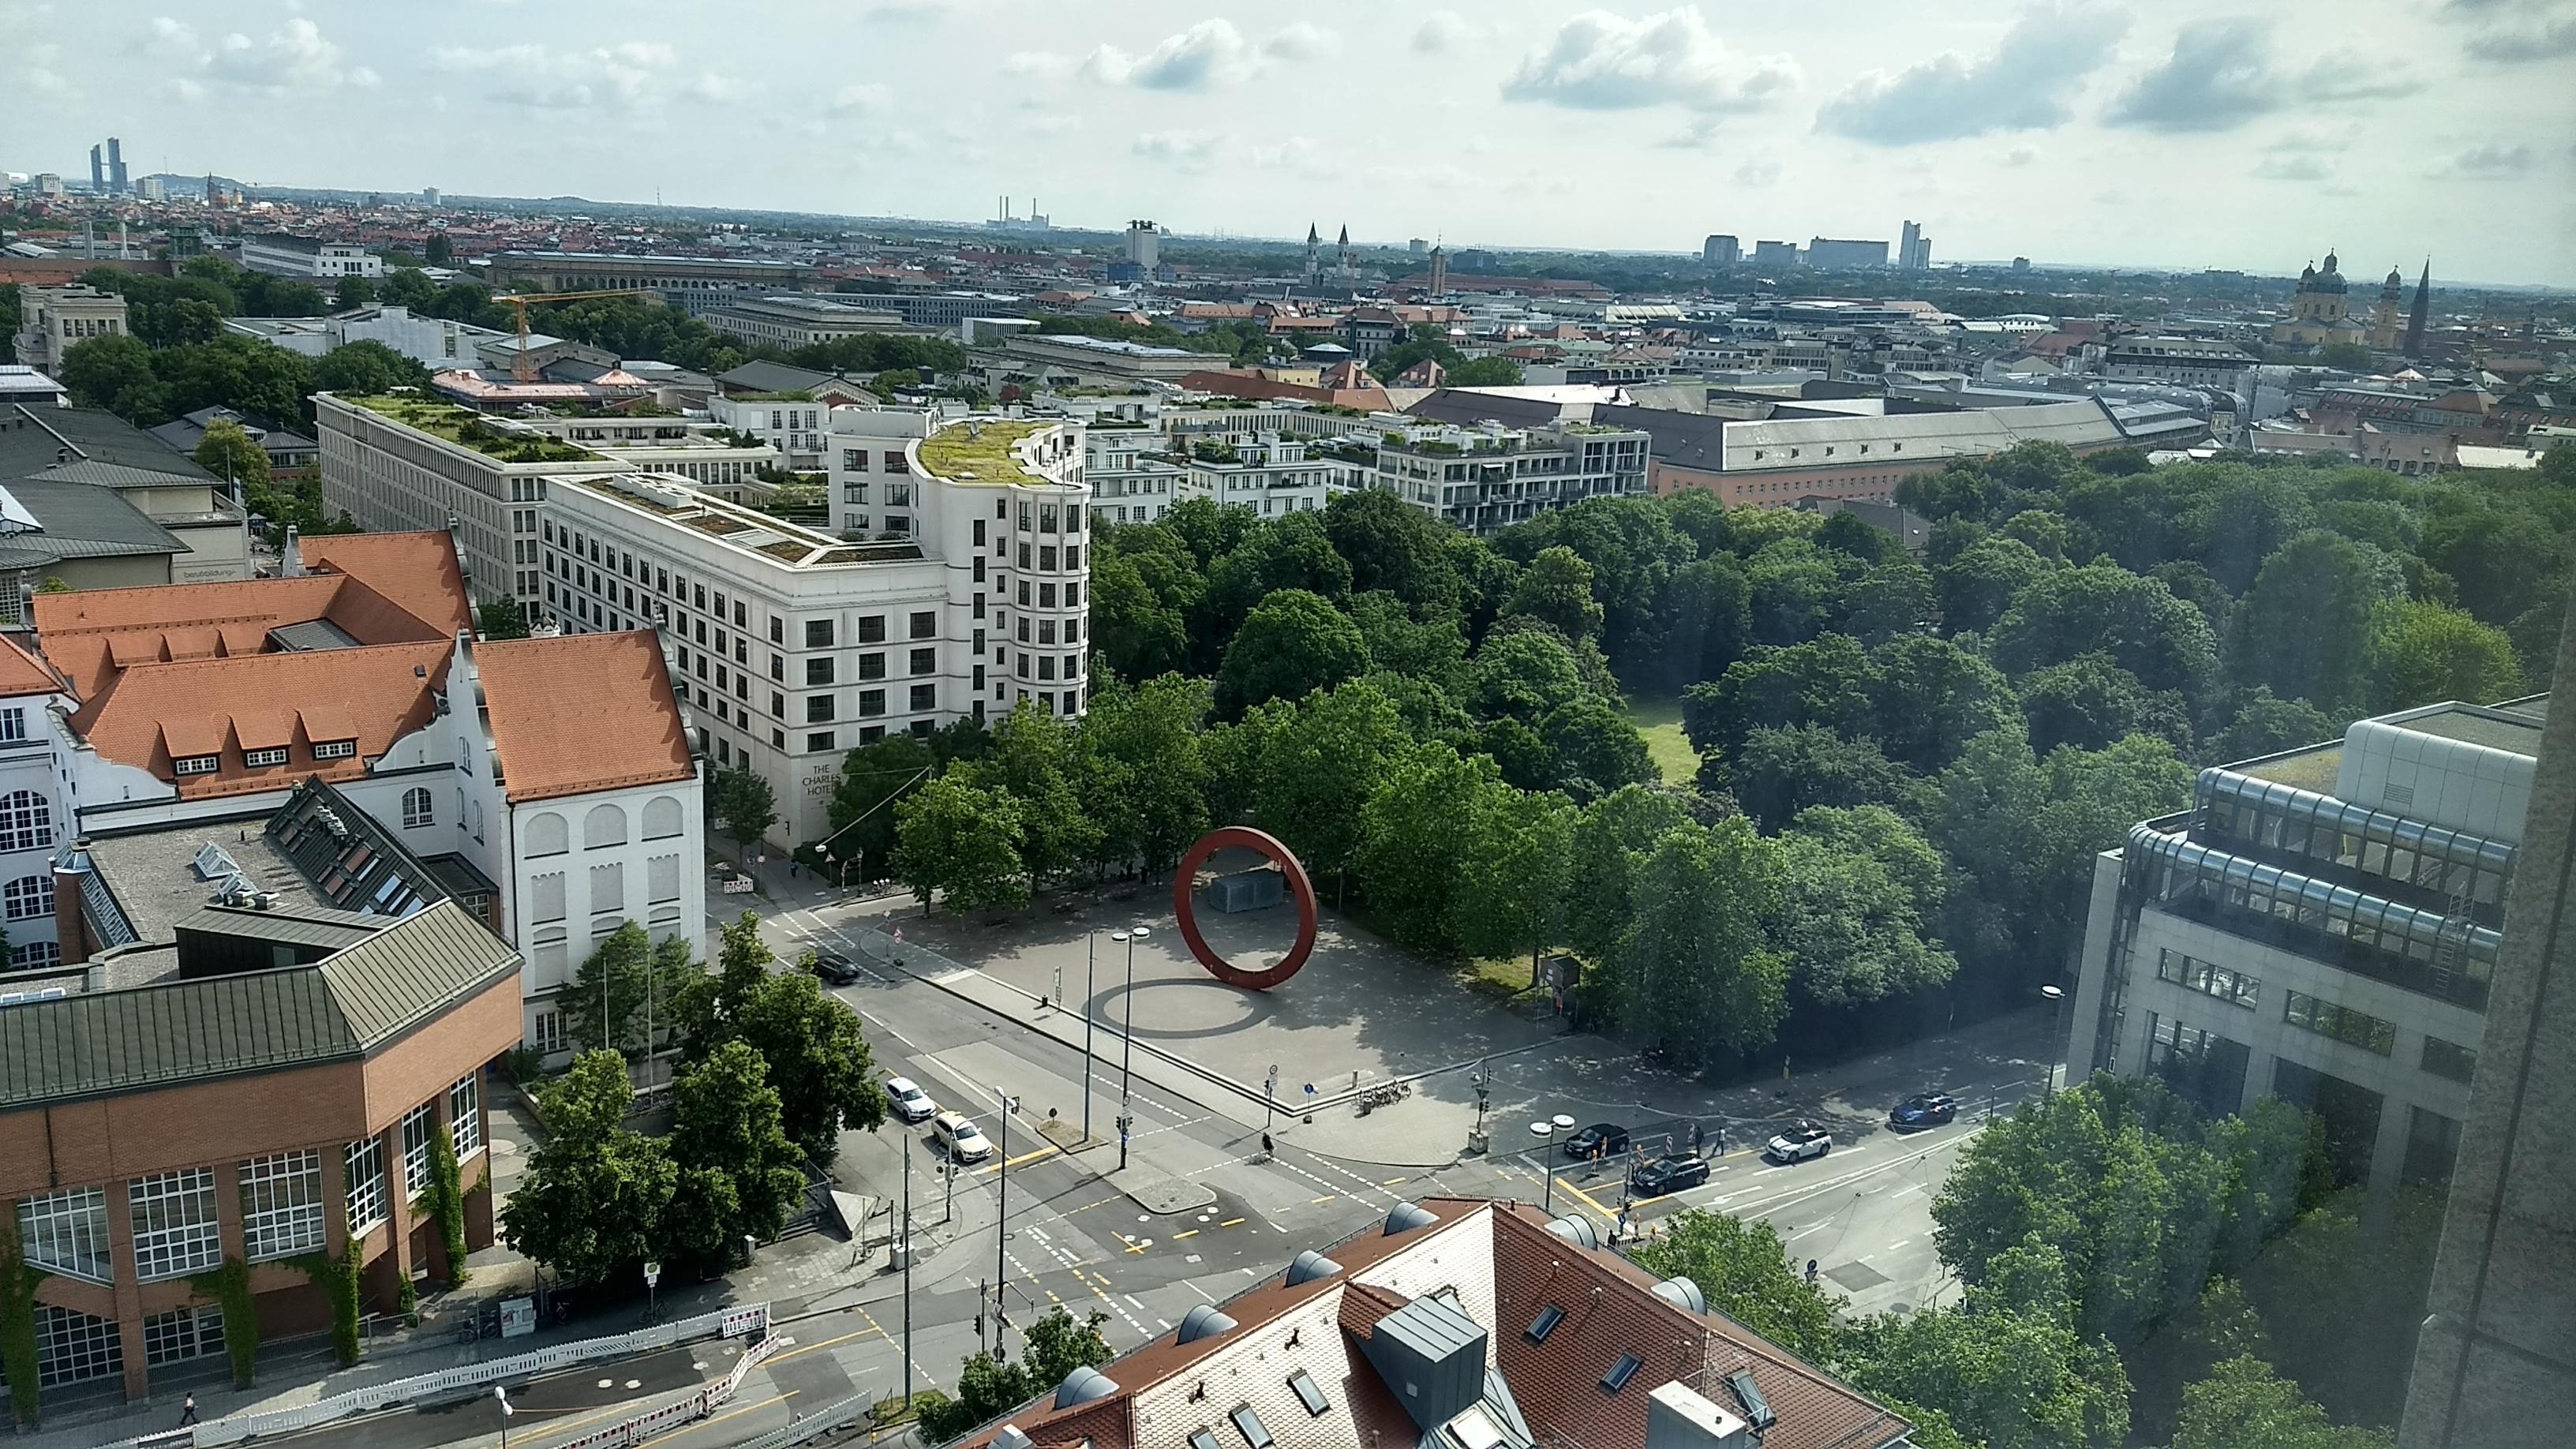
{"left": 9, "top": 0, "right": 2576, "bottom": 285}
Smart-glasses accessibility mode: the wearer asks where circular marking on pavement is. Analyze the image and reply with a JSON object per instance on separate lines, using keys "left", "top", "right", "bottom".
{"left": 1172, "top": 826, "right": 1317, "bottom": 990}
{"left": 1137, "top": 1238, "right": 1154, "bottom": 1249}
{"left": 624, "top": 1380, "right": 642, "bottom": 1390}
{"left": 598, "top": 1379, "right": 616, "bottom": 1388}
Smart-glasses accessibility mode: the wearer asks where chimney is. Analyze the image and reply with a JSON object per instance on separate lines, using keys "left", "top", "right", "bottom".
{"left": 446, "top": 513, "right": 468, "bottom": 590}
{"left": 1646, "top": 1383, "right": 1750, "bottom": 1449}
{"left": 279, "top": 525, "right": 303, "bottom": 577}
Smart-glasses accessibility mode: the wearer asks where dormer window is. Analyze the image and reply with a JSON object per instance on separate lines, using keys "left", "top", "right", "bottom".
{"left": 174, "top": 754, "right": 220, "bottom": 776}
{"left": 313, "top": 740, "right": 357, "bottom": 761}
{"left": 245, "top": 747, "right": 288, "bottom": 768}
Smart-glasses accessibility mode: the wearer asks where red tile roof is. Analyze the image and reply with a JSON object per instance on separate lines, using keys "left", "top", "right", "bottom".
{"left": 298, "top": 532, "right": 471, "bottom": 637}
{"left": 470, "top": 631, "right": 694, "bottom": 803}
{"left": 72, "top": 641, "right": 450, "bottom": 799}
{"left": 955, "top": 1198, "right": 1907, "bottom": 1449}
{"left": 0, "top": 636, "right": 64, "bottom": 698}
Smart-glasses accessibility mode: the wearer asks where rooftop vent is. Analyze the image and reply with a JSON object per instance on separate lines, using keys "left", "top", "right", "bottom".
{"left": 1385, "top": 1202, "right": 1438, "bottom": 1235}
{"left": 1053, "top": 1366, "right": 1118, "bottom": 1411}
{"left": 1544, "top": 1215, "right": 1601, "bottom": 1250}
{"left": 1284, "top": 1250, "right": 1342, "bottom": 1286}
{"left": 1651, "top": 1277, "right": 1708, "bottom": 1314}
{"left": 1722, "top": 1370, "right": 1776, "bottom": 1432}
{"left": 1175, "top": 1305, "right": 1237, "bottom": 1344}
{"left": 992, "top": 1428, "right": 1034, "bottom": 1449}
{"left": 191, "top": 844, "right": 242, "bottom": 881}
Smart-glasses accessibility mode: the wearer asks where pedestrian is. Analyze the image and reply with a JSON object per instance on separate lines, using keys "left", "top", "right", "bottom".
{"left": 1260, "top": 1131, "right": 1274, "bottom": 1159}
{"left": 1616, "top": 1206, "right": 1633, "bottom": 1242}
{"left": 180, "top": 1393, "right": 198, "bottom": 1426}
{"left": 1805, "top": 1259, "right": 1819, "bottom": 1286}
{"left": 1690, "top": 1121, "right": 1704, "bottom": 1155}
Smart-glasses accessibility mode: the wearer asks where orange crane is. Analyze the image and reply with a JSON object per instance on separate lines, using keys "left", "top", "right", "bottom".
{"left": 497, "top": 287, "right": 656, "bottom": 382}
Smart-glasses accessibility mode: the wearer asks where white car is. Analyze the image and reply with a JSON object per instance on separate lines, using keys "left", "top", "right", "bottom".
{"left": 932, "top": 1110, "right": 993, "bottom": 1163}
{"left": 1765, "top": 1124, "right": 1833, "bottom": 1163}
{"left": 886, "top": 1076, "right": 936, "bottom": 1124}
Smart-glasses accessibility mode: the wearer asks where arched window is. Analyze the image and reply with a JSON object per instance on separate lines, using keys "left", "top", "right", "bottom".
{"left": 525, "top": 811, "right": 568, "bottom": 857}
{"left": 0, "top": 792, "right": 53, "bottom": 852}
{"left": 3, "top": 874, "right": 54, "bottom": 919}
{"left": 583, "top": 804, "right": 627, "bottom": 849}
{"left": 401, "top": 788, "right": 434, "bottom": 829}
{"left": 642, "top": 796, "right": 683, "bottom": 841}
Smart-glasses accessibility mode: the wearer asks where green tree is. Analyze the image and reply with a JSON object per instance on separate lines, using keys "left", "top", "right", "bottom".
{"left": 893, "top": 774, "right": 1028, "bottom": 913}
{"left": 1537, "top": 696, "right": 1655, "bottom": 799}
{"left": 2207, "top": 687, "right": 2336, "bottom": 763}
{"left": 1653, "top": 555, "right": 1754, "bottom": 691}
{"left": 2372, "top": 600, "right": 2524, "bottom": 709}
{"left": 2167, "top": 1355, "right": 2394, "bottom": 1449}
{"left": 58, "top": 332, "right": 162, "bottom": 417}
{"left": 2019, "top": 653, "right": 2194, "bottom": 756}
{"left": 1991, "top": 563, "right": 2219, "bottom": 701}
{"left": 564, "top": 923, "right": 658, "bottom": 1053}
{"left": 1088, "top": 549, "right": 1195, "bottom": 681}
{"left": 961, "top": 702, "right": 1099, "bottom": 886}
{"left": 825, "top": 732, "right": 937, "bottom": 881}
{"left": 424, "top": 231, "right": 455, "bottom": 264}
{"left": 664, "top": 1041, "right": 808, "bottom": 1270}
{"left": 1716, "top": 724, "right": 1922, "bottom": 832}
{"left": 1596, "top": 819, "right": 1788, "bottom": 1064}
{"left": 476, "top": 597, "right": 531, "bottom": 640}
{"left": 1356, "top": 743, "right": 1495, "bottom": 952}
{"left": 1212, "top": 589, "right": 1369, "bottom": 718}
{"left": 698, "top": 970, "right": 890, "bottom": 1162}
{"left": 2228, "top": 531, "right": 2399, "bottom": 712}
{"left": 331, "top": 274, "right": 378, "bottom": 311}
{"left": 914, "top": 1308, "right": 1114, "bottom": 1442}
{"left": 1631, "top": 1211, "right": 1844, "bottom": 1364}
{"left": 1745, "top": 537, "right": 1850, "bottom": 646}
{"left": 381, "top": 267, "right": 439, "bottom": 309}
{"left": 1452, "top": 785, "right": 1574, "bottom": 984}
{"left": 192, "top": 418, "right": 271, "bottom": 492}
{"left": 499, "top": 1052, "right": 676, "bottom": 1286}
{"left": 1324, "top": 489, "right": 1464, "bottom": 617}
{"left": 706, "top": 765, "right": 777, "bottom": 850}
{"left": 1469, "top": 627, "right": 1597, "bottom": 724}
{"left": 1562, "top": 784, "right": 1693, "bottom": 964}
{"left": 1681, "top": 634, "right": 1872, "bottom": 759}
{"left": 1503, "top": 544, "right": 1605, "bottom": 640}
{"left": 1769, "top": 809, "right": 1955, "bottom": 1005}
{"left": 1866, "top": 635, "right": 2023, "bottom": 772}
{"left": 1842, "top": 1240, "right": 2131, "bottom": 1449}
{"left": 314, "top": 339, "right": 430, "bottom": 395}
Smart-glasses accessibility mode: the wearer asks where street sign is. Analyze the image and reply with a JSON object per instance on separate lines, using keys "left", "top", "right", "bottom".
{"left": 1265, "top": 1065, "right": 1280, "bottom": 1098}
{"left": 643, "top": 1261, "right": 661, "bottom": 1288}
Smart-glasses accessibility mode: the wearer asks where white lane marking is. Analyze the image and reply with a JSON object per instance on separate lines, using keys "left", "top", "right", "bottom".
{"left": 1124, "top": 1294, "right": 1146, "bottom": 1311}
{"left": 1186, "top": 1282, "right": 1217, "bottom": 1303}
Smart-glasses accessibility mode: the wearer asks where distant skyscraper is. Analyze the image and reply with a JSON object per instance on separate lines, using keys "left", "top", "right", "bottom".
{"left": 88, "top": 144, "right": 103, "bottom": 193}
{"left": 2398, "top": 588, "right": 2576, "bottom": 1449}
{"left": 2405, "top": 260, "right": 2431, "bottom": 356}
{"left": 1900, "top": 219, "right": 1921, "bottom": 270}
{"left": 1703, "top": 234, "right": 1740, "bottom": 267}
{"left": 1915, "top": 235, "right": 1933, "bottom": 269}
{"left": 423, "top": 186, "right": 441, "bottom": 206}
{"left": 1123, "top": 219, "right": 1160, "bottom": 271}
{"left": 1428, "top": 245, "right": 1448, "bottom": 297}
{"left": 107, "top": 137, "right": 126, "bottom": 195}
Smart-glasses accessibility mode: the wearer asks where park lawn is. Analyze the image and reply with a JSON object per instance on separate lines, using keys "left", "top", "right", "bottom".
{"left": 1623, "top": 694, "right": 1698, "bottom": 785}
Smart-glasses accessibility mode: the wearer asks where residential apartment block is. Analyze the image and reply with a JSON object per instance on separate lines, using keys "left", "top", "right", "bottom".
{"left": 2067, "top": 696, "right": 2546, "bottom": 1195}
{"left": 1372, "top": 417, "right": 1650, "bottom": 534}
{"left": 225, "top": 305, "right": 508, "bottom": 369}
{"left": 238, "top": 234, "right": 384, "bottom": 281}
{"left": 543, "top": 411, "right": 1089, "bottom": 845}
{"left": 18, "top": 530, "right": 704, "bottom": 1056}
{"left": 12, "top": 284, "right": 129, "bottom": 375}
{"left": 709, "top": 393, "right": 832, "bottom": 472}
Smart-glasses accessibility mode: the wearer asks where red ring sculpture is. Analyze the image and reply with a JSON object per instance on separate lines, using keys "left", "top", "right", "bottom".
{"left": 1171, "top": 826, "right": 1318, "bottom": 990}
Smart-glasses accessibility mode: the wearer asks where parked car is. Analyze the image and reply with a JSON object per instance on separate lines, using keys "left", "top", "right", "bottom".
{"left": 931, "top": 1110, "right": 992, "bottom": 1163}
{"left": 886, "top": 1076, "right": 937, "bottom": 1124}
{"left": 1629, "top": 1155, "right": 1711, "bottom": 1197}
{"left": 1889, "top": 1092, "right": 1956, "bottom": 1129}
{"left": 1563, "top": 1122, "right": 1631, "bottom": 1160}
{"left": 811, "top": 950, "right": 861, "bottom": 986}
{"left": 1765, "top": 1124, "right": 1833, "bottom": 1163}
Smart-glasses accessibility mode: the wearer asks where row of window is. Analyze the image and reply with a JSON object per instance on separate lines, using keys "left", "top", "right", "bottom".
{"left": 1, "top": 788, "right": 54, "bottom": 852}
{"left": 839, "top": 447, "right": 912, "bottom": 474}
{"left": 2281, "top": 990, "right": 2397, "bottom": 1056}
{"left": 523, "top": 799, "right": 688, "bottom": 858}
{"left": 2155, "top": 948, "right": 2257, "bottom": 1009}
{"left": 13, "top": 1075, "right": 485, "bottom": 1286}
{"left": 173, "top": 739, "right": 355, "bottom": 776}
{"left": 527, "top": 856, "right": 689, "bottom": 923}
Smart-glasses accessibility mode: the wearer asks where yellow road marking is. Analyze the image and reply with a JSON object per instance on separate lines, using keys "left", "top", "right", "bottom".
{"left": 1220, "top": 1217, "right": 1245, "bottom": 1227}
{"left": 1173, "top": 1229, "right": 1198, "bottom": 1239}
{"left": 1382, "top": 1177, "right": 1408, "bottom": 1186}
{"left": 1125, "top": 1240, "right": 1147, "bottom": 1254}
{"left": 1552, "top": 1175, "right": 1617, "bottom": 1221}
{"left": 1311, "top": 1195, "right": 1335, "bottom": 1204}
{"left": 650, "top": 1391, "right": 787, "bottom": 1444}
{"left": 769, "top": 1324, "right": 882, "bottom": 1365}
{"left": 1005, "top": 1144, "right": 1061, "bottom": 1166}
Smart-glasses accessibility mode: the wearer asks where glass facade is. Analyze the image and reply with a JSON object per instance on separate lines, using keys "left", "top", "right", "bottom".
{"left": 2146, "top": 1012, "right": 2250, "bottom": 1117}
{"left": 16, "top": 1188, "right": 110, "bottom": 1283}
{"left": 128, "top": 1170, "right": 222, "bottom": 1281}
{"left": 2196, "top": 769, "right": 2515, "bottom": 927}
{"left": 2282, "top": 990, "right": 2397, "bottom": 1055}
{"left": 2155, "top": 948, "right": 2260, "bottom": 1009}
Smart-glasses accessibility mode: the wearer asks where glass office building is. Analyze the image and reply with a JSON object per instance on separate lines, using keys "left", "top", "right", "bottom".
{"left": 2066, "top": 695, "right": 2546, "bottom": 1193}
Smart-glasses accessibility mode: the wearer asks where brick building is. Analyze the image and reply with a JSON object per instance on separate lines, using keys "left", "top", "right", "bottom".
{"left": 0, "top": 898, "right": 519, "bottom": 1410}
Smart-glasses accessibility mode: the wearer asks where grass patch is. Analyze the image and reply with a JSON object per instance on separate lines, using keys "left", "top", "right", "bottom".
{"left": 1464, "top": 955, "right": 1541, "bottom": 998}
{"left": 1623, "top": 693, "right": 1699, "bottom": 786}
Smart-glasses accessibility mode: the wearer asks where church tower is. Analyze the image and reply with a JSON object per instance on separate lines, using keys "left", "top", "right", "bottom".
{"left": 2404, "top": 260, "right": 2431, "bottom": 357}
{"left": 1335, "top": 224, "right": 1353, "bottom": 280}
{"left": 2372, "top": 265, "right": 2404, "bottom": 350}
{"left": 1304, "top": 223, "right": 1320, "bottom": 287}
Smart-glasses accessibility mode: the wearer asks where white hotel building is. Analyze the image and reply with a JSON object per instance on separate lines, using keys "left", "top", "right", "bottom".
{"left": 542, "top": 411, "right": 1091, "bottom": 845}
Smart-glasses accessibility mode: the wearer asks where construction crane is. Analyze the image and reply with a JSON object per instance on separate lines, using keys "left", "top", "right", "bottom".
{"left": 496, "top": 287, "right": 656, "bottom": 383}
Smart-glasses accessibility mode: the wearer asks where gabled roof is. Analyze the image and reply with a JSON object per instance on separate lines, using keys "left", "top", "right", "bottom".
{"left": 0, "top": 635, "right": 63, "bottom": 698}
{"left": 0, "top": 898, "right": 517, "bottom": 1110}
{"left": 68, "top": 640, "right": 451, "bottom": 798}
{"left": 471, "top": 631, "right": 695, "bottom": 802}
{"left": 0, "top": 478, "right": 187, "bottom": 571}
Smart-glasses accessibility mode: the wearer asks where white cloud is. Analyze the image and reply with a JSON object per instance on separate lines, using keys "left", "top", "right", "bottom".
{"left": 1132, "top": 129, "right": 1222, "bottom": 170}
{"left": 1251, "top": 135, "right": 1326, "bottom": 173}
{"left": 1025, "top": 112, "right": 1082, "bottom": 136}
{"left": 432, "top": 39, "right": 678, "bottom": 110}
{"left": 829, "top": 83, "right": 894, "bottom": 115}
{"left": 148, "top": 15, "right": 376, "bottom": 93}
{"left": 2109, "top": 22, "right": 2424, "bottom": 133}
{"left": 1003, "top": 51, "right": 1076, "bottom": 77}
{"left": 1263, "top": 22, "right": 1340, "bottom": 61}
{"left": 2005, "top": 146, "right": 2039, "bottom": 166}
{"left": 2460, "top": 0, "right": 2576, "bottom": 60}
{"left": 1815, "top": 2, "right": 2129, "bottom": 145}
{"left": 1501, "top": 7, "right": 1799, "bottom": 113}
{"left": 1085, "top": 20, "right": 1254, "bottom": 90}
{"left": 2436, "top": 143, "right": 2535, "bottom": 175}
{"left": 1734, "top": 159, "right": 1781, "bottom": 186}
{"left": 687, "top": 73, "right": 744, "bottom": 103}
{"left": 2252, "top": 155, "right": 2332, "bottom": 181}
{"left": 1413, "top": 10, "right": 1481, "bottom": 53}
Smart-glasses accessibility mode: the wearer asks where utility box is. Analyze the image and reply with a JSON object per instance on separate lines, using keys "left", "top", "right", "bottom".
{"left": 1204, "top": 866, "right": 1285, "bottom": 913}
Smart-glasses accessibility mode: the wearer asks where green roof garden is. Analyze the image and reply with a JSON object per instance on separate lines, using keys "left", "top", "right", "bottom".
{"left": 916, "top": 419, "right": 1053, "bottom": 486}
{"left": 342, "top": 394, "right": 601, "bottom": 464}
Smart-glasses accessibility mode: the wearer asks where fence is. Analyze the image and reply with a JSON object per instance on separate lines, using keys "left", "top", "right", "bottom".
{"left": 552, "top": 1331, "right": 784, "bottom": 1449}
{"left": 724, "top": 1391, "right": 879, "bottom": 1449}
{"left": 115, "top": 1302, "right": 770, "bottom": 1449}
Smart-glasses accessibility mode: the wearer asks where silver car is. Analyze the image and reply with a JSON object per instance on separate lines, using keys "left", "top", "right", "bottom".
{"left": 1765, "top": 1124, "right": 1833, "bottom": 1163}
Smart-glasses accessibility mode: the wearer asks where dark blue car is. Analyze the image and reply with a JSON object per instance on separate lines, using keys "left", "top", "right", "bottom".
{"left": 1889, "top": 1092, "right": 1957, "bottom": 1129}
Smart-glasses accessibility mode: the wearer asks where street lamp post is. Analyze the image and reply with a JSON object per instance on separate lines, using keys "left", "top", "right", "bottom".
{"left": 900, "top": 1129, "right": 915, "bottom": 1410}
{"left": 494, "top": 1385, "right": 513, "bottom": 1449}
{"left": 1080, "top": 930, "right": 1098, "bottom": 1144}
{"left": 1114, "top": 926, "right": 1149, "bottom": 1170}
{"left": 992, "top": 1087, "right": 1017, "bottom": 1351}
{"left": 2039, "top": 983, "right": 2067, "bottom": 1101}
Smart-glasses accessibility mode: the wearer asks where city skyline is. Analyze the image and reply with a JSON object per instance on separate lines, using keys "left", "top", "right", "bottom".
{"left": 8, "top": 1, "right": 2574, "bottom": 286}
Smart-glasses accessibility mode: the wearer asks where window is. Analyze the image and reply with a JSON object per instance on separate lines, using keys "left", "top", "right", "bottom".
{"left": 2282, "top": 991, "right": 2395, "bottom": 1054}
{"left": 859, "top": 689, "right": 886, "bottom": 717}
{"left": 807, "top": 695, "right": 836, "bottom": 723}
{"left": 909, "top": 610, "right": 937, "bottom": 639}
{"left": 882, "top": 449, "right": 908, "bottom": 473}
{"left": 12, "top": 940, "right": 59, "bottom": 969}
{"left": 642, "top": 795, "right": 683, "bottom": 841}
{"left": 806, "top": 657, "right": 835, "bottom": 686}
{"left": 532, "top": 872, "right": 567, "bottom": 923}
{"left": 1019, "top": 543, "right": 1032, "bottom": 570}
{"left": 35, "top": 1305, "right": 121, "bottom": 1388}
{"left": 144, "top": 1305, "right": 225, "bottom": 1367}
{"left": 313, "top": 739, "right": 357, "bottom": 761}
{"left": 533, "top": 1008, "right": 567, "bottom": 1056}
{"left": 129, "top": 1168, "right": 222, "bottom": 1281}
{"left": 401, "top": 1104, "right": 436, "bottom": 1197}
{"left": 3, "top": 704, "right": 34, "bottom": 742}
{"left": 174, "top": 754, "right": 220, "bottom": 776}
{"left": 2422, "top": 1035, "right": 2478, "bottom": 1084}
{"left": 4, "top": 874, "right": 52, "bottom": 919}
{"left": 451, "top": 1073, "right": 484, "bottom": 1157}
{"left": 17, "top": 1188, "right": 110, "bottom": 1282}
{"left": 402, "top": 787, "right": 434, "bottom": 829}
{"left": 800, "top": 731, "right": 833, "bottom": 753}
{"left": 1065, "top": 545, "right": 1082, "bottom": 571}
{"left": 909, "top": 683, "right": 938, "bottom": 713}
{"left": 2155, "top": 949, "right": 2258, "bottom": 1009}
{"left": 1039, "top": 582, "right": 1058, "bottom": 608}
{"left": 1039, "top": 546, "right": 1058, "bottom": 571}
{"left": 1190, "top": 1432, "right": 1222, "bottom": 1449}
{"left": 858, "top": 614, "right": 888, "bottom": 643}
{"left": 1289, "top": 1370, "right": 1330, "bottom": 1417}
{"left": 1230, "top": 1405, "right": 1273, "bottom": 1449}
{"left": 910, "top": 647, "right": 938, "bottom": 675}
{"left": 1527, "top": 1305, "right": 1567, "bottom": 1342}
{"left": 805, "top": 619, "right": 835, "bottom": 648}
{"left": 526, "top": 811, "right": 568, "bottom": 856}
{"left": 239, "top": 1151, "right": 325, "bottom": 1260}
{"left": 859, "top": 652, "right": 887, "bottom": 680}
{"left": 584, "top": 804, "right": 628, "bottom": 848}
{"left": 1602, "top": 1354, "right": 1644, "bottom": 1393}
